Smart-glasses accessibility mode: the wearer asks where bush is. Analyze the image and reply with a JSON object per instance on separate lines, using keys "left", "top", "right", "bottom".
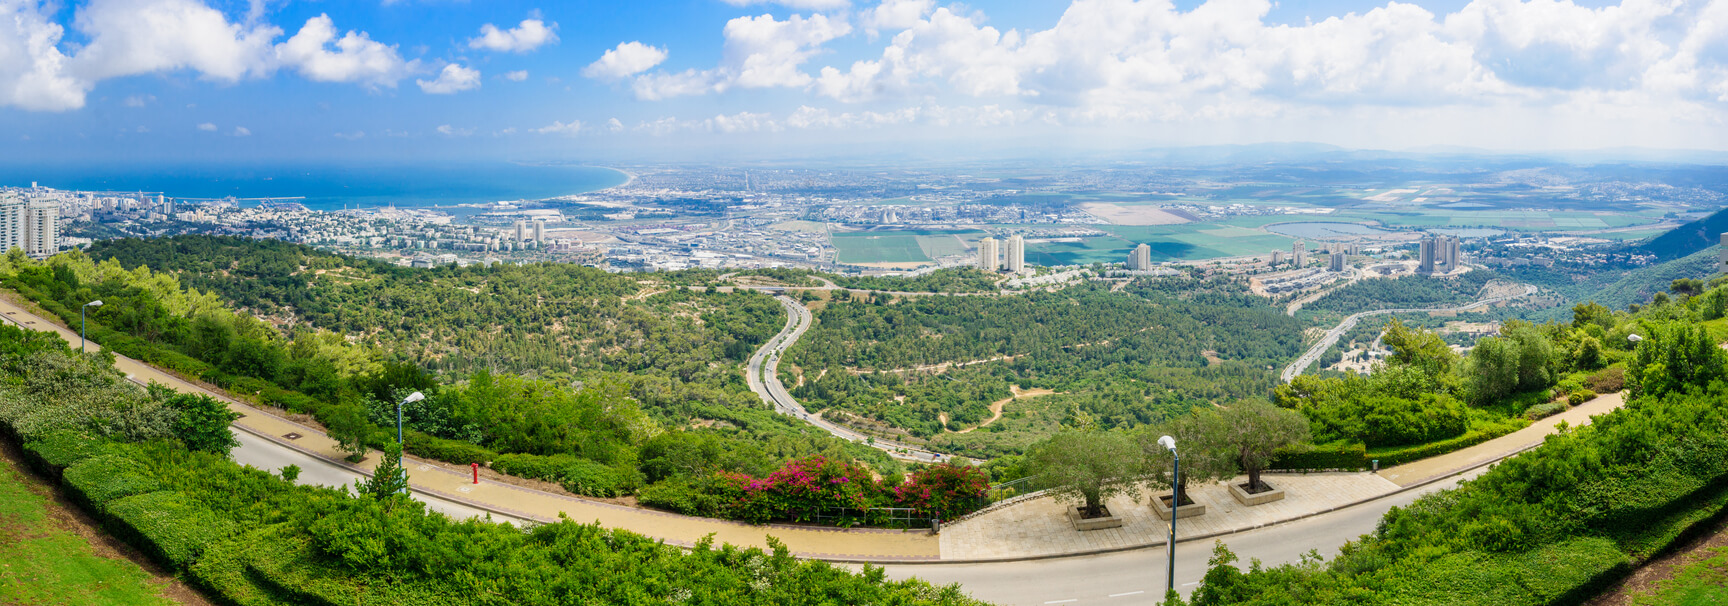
{"left": 1523, "top": 401, "right": 1568, "bottom": 421}
{"left": 63, "top": 454, "right": 161, "bottom": 512}
{"left": 1584, "top": 366, "right": 1626, "bottom": 394}
{"left": 1568, "top": 389, "right": 1599, "bottom": 407}
{"left": 892, "top": 464, "right": 990, "bottom": 521}
{"left": 1268, "top": 442, "right": 1367, "bottom": 471}
{"left": 637, "top": 477, "right": 735, "bottom": 518}
{"left": 490, "top": 453, "right": 633, "bottom": 498}
{"left": 1368, "top": 419, "right": 1527, "bottom": 466}
{"left": 21, "top": 430, "right": 107, "bottom": 477}
{"left": 106, "top": 491, "right": 240, "bottom": 570}
{"left": 403, "top": 431, "right": 496, "bottom": 466}
{"left": 1309, "top": 393, "right": 1471, "bottom": 448}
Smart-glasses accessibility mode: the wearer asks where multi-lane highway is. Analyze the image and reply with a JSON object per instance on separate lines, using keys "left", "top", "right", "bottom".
{"left": 1281, "top": 283, "right": 1539, "bottom": 383}
{"left": 745, "top": 294, "right": 954, "bottom": 463}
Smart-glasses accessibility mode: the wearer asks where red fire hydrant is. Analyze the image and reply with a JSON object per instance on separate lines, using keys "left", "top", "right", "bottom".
{"left": 471, "top": 462, "right": 480, "bottom": 484}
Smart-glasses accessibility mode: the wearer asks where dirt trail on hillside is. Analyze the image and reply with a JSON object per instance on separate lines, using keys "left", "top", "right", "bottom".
{"left": 952, "top": 386, "right": 1057, "bottom": 434}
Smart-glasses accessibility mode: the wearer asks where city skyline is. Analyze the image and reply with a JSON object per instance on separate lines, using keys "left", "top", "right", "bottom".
{"left": 0, "top": 0, "right": 1725, "bottom": 163}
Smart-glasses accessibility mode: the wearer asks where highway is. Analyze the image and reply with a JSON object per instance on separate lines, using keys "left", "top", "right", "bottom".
{"left": 881, "top": 468, "right": 1484, "bottom": 605}
{"left": 745, "top": 294, "right": 955, "bottom": 463}
{"left": 1281, "top": 283, "right": 1539, "bottom": 383}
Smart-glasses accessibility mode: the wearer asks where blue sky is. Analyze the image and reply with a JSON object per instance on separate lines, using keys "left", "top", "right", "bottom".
{"left": 2, "top": 0, "right": 1726, "bottom": 163}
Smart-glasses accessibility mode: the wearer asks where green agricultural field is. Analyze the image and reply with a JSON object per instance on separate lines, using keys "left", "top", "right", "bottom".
{"left": 1024, "top": 223, "right": 1296, "bottom": 265}
{"left": 1339, "top": 209, "right": 1661, "bottom": 232}
{"left": 0, "top": 451, "right": 178, "bottom": 606}
{"left": 832, "top": 229, "right": 986, "bottom": 264}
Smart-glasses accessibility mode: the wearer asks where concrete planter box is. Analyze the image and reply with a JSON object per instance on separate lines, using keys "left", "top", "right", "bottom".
{"left": 1229, "top": 481, "right": 1286, "bottom": 506}
{"left": 1151, "top": 494, "right": 1206, "bottom": 520}
{"left": 1066, "top": 506, "right": 1123, "bottom": 531}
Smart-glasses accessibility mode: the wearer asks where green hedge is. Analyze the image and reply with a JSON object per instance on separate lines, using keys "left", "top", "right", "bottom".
{"left": 242, "top": 527, "right": 462, "bottom": 606}
{"left": 20, "top": 430, "right": 107, "bottom": 477}
{"left": 187, "top": 529, "right": 294, "bottom": 606}
{"left": 105, "top": 490, "right": 240, "bottom": 571}
{"left": 490, "top": 453, "right": 633, "bottom": 497}
{"left": 1522, "top": 401, "right": 1568, "bottom": 421}
{"left": 1268, "top": 441, "right": 1367, "bottom": 471}
{"left": 405, "top": 430, "right": 496, "bottom": 466}
{"left": 63, "top": 454, "right": 161, "bottom": 512}
{"left": 1367, "top": 419, "right": 1527, "bottom": 467}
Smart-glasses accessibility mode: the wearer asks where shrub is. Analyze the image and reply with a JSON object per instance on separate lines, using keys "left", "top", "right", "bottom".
{"left": 893, "top": 464, "right": 990, "bottom": 521}
{"left": 1269, "top": 442, "right": 1367, "bottom": 471}
{"left": 1568, "top": 389, "right": 1598, "bottom": 407}
{"left": 1584, "top": 366, "right": 1626, "bottom": 394}
{"left": 490, "top": 453, "right": 633, "bottom": 498}
{"left": 1368, "top": 419, "right": 1527, "bottom": 466}
{"left": 1523, "top": 401, "right": 1568, "bottom": 421}
{"left": 637, "top": 477, "right": 734, "bottom": 518}
{"left": 404, "top": 431, "right": 495, "bottom": 465}
{"left": 63, "top": 454, "right": 161, "bottom": 512}
{"left": 1309, "top": 393, "right": 1471, "bottom": 447}
{"left": 106, "top": 491, "right": 240, "bottom": 570}
{"left": 20, "top": 430, "right": 107, "bottom": 477}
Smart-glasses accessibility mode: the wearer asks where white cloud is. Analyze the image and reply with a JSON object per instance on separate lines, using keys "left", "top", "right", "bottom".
{"left": 633, "top": 13, "right": 851, "bottom": 99}
{"left": 418, "top": 64, "right": 481, "bottom": 94}
{"left": 123, "top": 94, "right": 154, "bottom": 107}
{"left": 721, "top": 0, "right": 851, "bottom": 10}
{"left": 231, "top": 126, "right": 250, "bottom": 136}
{"left": 436, "top": 124, "right": 473, "bottom": 136}
{"left": 70, "top": 0, "right": 280, "bottom": 83}
{"left": 583, "top": 41, "right": 668, "bottom": 80}
{"left": 334, "top": 130, "right": 364, "bottom": 140}
{"left": 504, "top": 70, "right": 529, "bottom": 81}
{"left": 275, "top": 14, "right": 415, "bottom": 88}
{"left": 196, "top": 122, "right": 216, "bottom": 131}
{"left": 863, "top": 0, "right": 933, "bottom": 36}
{"left": 535, "top": 120, "right": 583, "bottom": 135}
{"left": 468, "top": 19, "right": 558, "bottom": 53}
{"left": 607, "top": 117, "right": 624, "bottom": 132}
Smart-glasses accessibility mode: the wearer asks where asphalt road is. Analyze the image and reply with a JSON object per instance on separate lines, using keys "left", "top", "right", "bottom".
{"left": 745, "top": 293, "right": 954, "bottom": 463}
{"left": 1281, "top": 283, "right": 1539, "bottom": 383}
{"left": 878, "top": 468, "right": 1484, "bottom": 605}
{"left": 228, "top": 429, "right": 528, "bottom": 525}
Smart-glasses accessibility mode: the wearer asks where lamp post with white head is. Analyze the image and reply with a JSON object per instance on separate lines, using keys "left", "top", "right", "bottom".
{"left": 397, "top": 391, "right": 425, "bottom": 445}
{"left": 1158, "top": 434, "right": 1179, "bottom": 596}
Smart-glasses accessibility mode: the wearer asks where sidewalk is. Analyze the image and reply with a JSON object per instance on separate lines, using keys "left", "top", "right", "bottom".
{"left": 0, "top": 293, "right": 939, "bottom": 562}
{"left": 1377, "top": 391, "right": 1625, "bottom": 486}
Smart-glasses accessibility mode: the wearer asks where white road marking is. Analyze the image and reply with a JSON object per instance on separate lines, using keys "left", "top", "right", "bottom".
{"left": 1181, "top": 582, "right": 1199, "bottom": 586}
{"left": 1108, "top": 590, "right": 1145, "bottom": 597}
{"left": 1044, "top": 601, "right": 1078, "bottom": 605}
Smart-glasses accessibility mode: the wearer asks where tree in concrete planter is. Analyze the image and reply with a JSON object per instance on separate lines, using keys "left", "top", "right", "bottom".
{"left": 1027, "top": 429, "right": 1145, "bottom": 519}
{"left": 1140, "top": 416, "right": 1234, "bottom": 507}
{"left": 1195, "top": 398, "right": 1310, "bottom": 494}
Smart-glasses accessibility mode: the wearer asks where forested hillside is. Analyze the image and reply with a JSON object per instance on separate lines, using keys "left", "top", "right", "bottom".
{"left": 1301, "top": 270, "right": 1497, "bottom": 316}
{"left": 0, "top": 327, "right": 989, "bottom": 606}
{"left": 788, "top": 277, "right": 1304, "bottom": 455}
{"left": 1635, "top": 204, "right": 1728, "bottom": 261}
{"left": 1, "top": 238, "right": 900, "bottom": 517}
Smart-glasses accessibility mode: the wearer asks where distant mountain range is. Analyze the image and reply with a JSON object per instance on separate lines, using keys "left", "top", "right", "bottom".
{"left": 1636, "top": 206, "right": 1728, "bottom": 261}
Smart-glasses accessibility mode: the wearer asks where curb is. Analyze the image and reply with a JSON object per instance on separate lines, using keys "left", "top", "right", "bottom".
{"left": 891, "top": 441, "right": 1546, "bottom": 566}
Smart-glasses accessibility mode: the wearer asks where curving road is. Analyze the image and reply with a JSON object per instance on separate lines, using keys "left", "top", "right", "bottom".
{"left": 746, "top": 294, "right": 956, "bottom": 463}
{"left": 1281, "top": 284, "right": 1539, "bottom": 383}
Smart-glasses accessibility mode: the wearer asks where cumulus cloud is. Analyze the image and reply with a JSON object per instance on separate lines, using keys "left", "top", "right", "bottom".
{"left": 417, "top": 64, "right": 481, "bottom": 94}
{"left": 468, "top": 19, "right": 558, "bottom": 53}
{"left": 583, "top": 41, "right": 668, "bottom": 80}
{"left": 334, "top": 130, "right": 364, "bottom": 140}
{"left": 70, "top": 0, "right": 280, "bottom": 83}
{"left": 231, "top": 126, "right": 250, "bottom": 136}
{"left": 863, "top": 0, "right": 933, "bottom": 36}
{"left": 123, "top": 94, "right": 154, "bottom": 107}
{"left": 504, "top": 70, "right": 529, "bottom": 81}
{"left": 632, "top": 13, "right": 851, "bottom": 99}
{"left": 535, "top": 119, "right": 583, "bottom": 135}
{"left": 196, "top": 122, "right": 216, "bottom": 131}
{"left": 436, "top": 124, "right": 473, "bottom": 136}
{"left": 275, "top": 14, "right": 415, "bottom": 88}
{"left": 607, "top": 117, "right": 625, "bottom": 132}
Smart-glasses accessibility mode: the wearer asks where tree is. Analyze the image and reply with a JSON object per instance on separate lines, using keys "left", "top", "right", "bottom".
{"left": 1382, "top": 318, "right": 1456, "bottom": 377}
{"left": 1141, "top": 416, "right": 1235, "bottom": 506}
{"left": 1026, "top": 430, "right": 1146, "bottom": 518}
{"left": 358, "top": 441, "right": 410, "bottom": 500}
{"left": 1194, "top": 399, "right": 1310, "bottom": 493}
{"left": 163, "top": 392, "right": 240, "bottom": 455}
{"left": 325, "top": 404, "right": 371, "bottom": 462}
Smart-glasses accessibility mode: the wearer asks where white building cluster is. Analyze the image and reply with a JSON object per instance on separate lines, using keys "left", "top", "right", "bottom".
{"left": 0, "top": 192, "right": 60, "bottom": 259}
{"left": 976, "top": 234, "right": 1026, "bottom": 273}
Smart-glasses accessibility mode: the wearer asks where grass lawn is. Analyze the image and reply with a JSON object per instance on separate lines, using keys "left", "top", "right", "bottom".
{"left": 1631, "top": 547, "right": 1728, "bottom": 605}
{"left": 0, "top": 446, "right": 182, "bottom": 606}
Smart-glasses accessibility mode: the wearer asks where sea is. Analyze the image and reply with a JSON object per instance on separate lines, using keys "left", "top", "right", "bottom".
{"left": 0, "top": 163, "right": 629, "bottom": 211}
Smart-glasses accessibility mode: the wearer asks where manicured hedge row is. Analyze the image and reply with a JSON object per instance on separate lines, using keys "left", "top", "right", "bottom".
{"left": 404, "top": 430, "right": 496, "bottom": 466}
{"left": 1268, "top": 441, "right": 1368, "bottom": 471}
{"left": 1367, "top": 419, "right": 1525, "bottom": 467}
{"left": 63, "top": 454, "right": 161, "bottom": 512}
{"left": 20, "top": 430, "right": 108, "bottom": 478}
{"left": 105, "top": 490, "right": 240, "bottom": 570}
{"left": 491, "top": 452, "right": 633, "bottom": 497}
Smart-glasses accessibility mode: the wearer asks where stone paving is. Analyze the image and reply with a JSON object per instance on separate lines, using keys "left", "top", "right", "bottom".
{"left": 940, "top": 472, "right": 1401, "bottom": 560}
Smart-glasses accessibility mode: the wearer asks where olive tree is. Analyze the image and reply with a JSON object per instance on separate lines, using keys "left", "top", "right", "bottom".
{"left": 1140, "top": 415, "right": 1234, "bottom": 506}
{"left": 1195, "top": 399, "right": 1310, "bottom": 493}
{"left": 1027, "top": 429, "right": 1146, "bottom": 518}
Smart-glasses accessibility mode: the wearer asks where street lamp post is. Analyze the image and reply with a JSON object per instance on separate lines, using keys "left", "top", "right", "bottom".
{"left": 396, "top": 391, "right": 425, "bottom": 495}
{"left": 80, "top": 300, "right": 103, "bottom": 352}
{"left": 1158, "top": 435, "right": 1179, "bottom": 597}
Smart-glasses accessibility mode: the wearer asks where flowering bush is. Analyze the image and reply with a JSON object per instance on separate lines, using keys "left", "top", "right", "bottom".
{"left": 893, "top": 463, "right": 990, "bottom": 521}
